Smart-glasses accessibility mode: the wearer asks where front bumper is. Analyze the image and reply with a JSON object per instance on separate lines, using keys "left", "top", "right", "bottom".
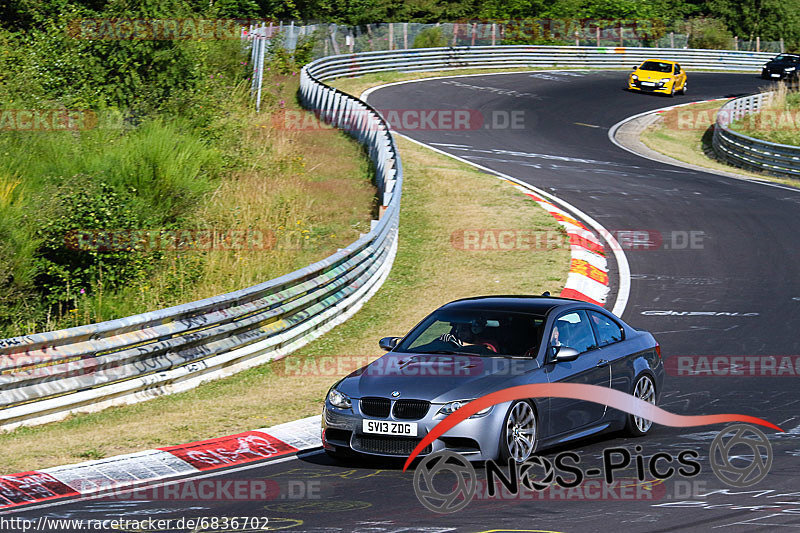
{"left": 322, "top": 399, "right": 508, "bottom": 462}
{"left": 762, "top": 68, "right": 795, "bottom": 80}
{"left": 628, "top": 79, "right": 674, "bottom": 93}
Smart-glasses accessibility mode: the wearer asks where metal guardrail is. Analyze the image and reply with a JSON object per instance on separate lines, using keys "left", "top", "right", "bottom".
{"left": 308, "top": 46, "right": 775, "bottom": 80}
{"left": 712, "top": 92, "right": 800, "bottom": 178}
{"left": 0, "top": 45, "right": 777, "bottom": 430}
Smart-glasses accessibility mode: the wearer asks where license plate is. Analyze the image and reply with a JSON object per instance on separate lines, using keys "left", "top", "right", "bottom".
{"left": 362, "top": 419, "right": 417, "bottom": 436}
{"left": 640, "top": 81, "right": 655, "bottom": 86}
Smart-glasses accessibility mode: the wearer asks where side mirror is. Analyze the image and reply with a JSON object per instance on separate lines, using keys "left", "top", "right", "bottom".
{"left": 551, "top": 345, "right": 580, "bottom": 362}
{"left": 632, "top": 65, "right": 637, "bottom": 69}
{"left": 379, "top": 336, "right": 400, "bottom": 351}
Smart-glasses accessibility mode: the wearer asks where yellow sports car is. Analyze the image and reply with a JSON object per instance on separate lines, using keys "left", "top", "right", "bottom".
{"left": 628, "top": 59, "right": 687, "bottom": 96}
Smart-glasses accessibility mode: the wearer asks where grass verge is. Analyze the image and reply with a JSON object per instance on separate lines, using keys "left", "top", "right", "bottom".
{"left": 0, "top": 73, "right": 376, "bottom": 336}
{"left": 0, "top": 127, "right": 569, "bottom": 474}
{"left": 639, "top": 99, "right": 800, "bottom": 188}
{"left": 729, "top": 82, "right": 800, "bottom": 145}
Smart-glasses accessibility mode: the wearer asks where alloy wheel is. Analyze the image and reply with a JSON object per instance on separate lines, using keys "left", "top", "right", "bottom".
{"left": 632, "top": 375, "right": 656, "bottom": 433}
{"left": 504, "top": 402, "right": 537, "bottom": 462}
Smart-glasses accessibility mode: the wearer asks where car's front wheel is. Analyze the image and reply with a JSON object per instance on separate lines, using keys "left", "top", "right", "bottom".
{"left": 500, "top": 401, "right": 538, "bottom": 462}
{"left": 626, "top": 373, "right": 657, "bottom": 436}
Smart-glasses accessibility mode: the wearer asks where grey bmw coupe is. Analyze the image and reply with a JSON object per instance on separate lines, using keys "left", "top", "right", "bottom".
{"left": 322, "top": 295, "right": 664, "bottom": 462}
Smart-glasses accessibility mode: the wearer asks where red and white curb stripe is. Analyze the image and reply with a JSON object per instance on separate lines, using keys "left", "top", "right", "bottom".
{"left": 509, "top": 183, "right": 610, "bottom": 306}
{"left": 0, "top": 416, "right": 322, "bottom": 510}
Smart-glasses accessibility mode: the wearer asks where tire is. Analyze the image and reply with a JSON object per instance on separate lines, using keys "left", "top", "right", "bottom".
{"left": 499, "top": 401, "right": 538, "bottom": 462}
{"left": 625, "top": 373, "right": 657, "bottom": 437}
{"left": 679, "top": 84, "right": 687, "bottom": 95}
{"left": 669, "top": 85, "right": 675, "bottom": 97}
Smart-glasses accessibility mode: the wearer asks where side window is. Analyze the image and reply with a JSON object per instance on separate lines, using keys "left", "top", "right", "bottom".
{"left": 674, "top": 64, "right": 681, "bottom": 74}
{"left": 589, "top": 311, "right": 624, "bottom": 346}
{"left": 552, "top": 311, "right": 596, "bottom": 353}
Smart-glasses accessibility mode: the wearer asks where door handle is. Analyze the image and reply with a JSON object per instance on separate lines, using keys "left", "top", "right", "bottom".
{"left": 596, "top": 359, "right": 609, "bottom": 367}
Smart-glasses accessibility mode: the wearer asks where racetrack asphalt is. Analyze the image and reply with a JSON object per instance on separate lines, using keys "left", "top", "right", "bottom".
{"left": 10, "top": 71, "right": 800, "bottom": 532}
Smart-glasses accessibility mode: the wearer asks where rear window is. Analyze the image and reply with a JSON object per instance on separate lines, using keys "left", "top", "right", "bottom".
{"left": 589, "top": 311, "right": 624, "bottom": 346}
{"left": 639, "top": 61, "right": 673, "bottom": 73}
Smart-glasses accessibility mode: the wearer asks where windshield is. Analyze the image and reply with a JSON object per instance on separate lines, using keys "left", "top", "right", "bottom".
{"left": 774, "top": 54, "right": 799, "bottom": 62}
{"left": 396, "top": 308, "right": 545, "bottom": 357}
{"left": 639, "top": 61, "right": 673, "bottom": 73}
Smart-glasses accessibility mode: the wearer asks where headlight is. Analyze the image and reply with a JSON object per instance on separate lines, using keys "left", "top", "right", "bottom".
{"left": 438, "top": 400, "right": 492, "bottom": 418}
{"left": 785, "top": 67, "right": 796, "bottom": 72}
{"left": 631, "top": 74, "right": 638, "bottom": 80}
{"left": 327, "top": 388, "right": 351, "bottom": 409}
{"left": 659, "top": 78, "right": 672, "bottom": 83}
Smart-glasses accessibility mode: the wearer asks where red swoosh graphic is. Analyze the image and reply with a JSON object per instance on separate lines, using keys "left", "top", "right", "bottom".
{"left": 402, "top": 383, "right": 783, "bottom": 471}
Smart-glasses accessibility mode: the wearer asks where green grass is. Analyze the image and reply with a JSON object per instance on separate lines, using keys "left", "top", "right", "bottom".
{"left": 639, "top": 99, "right": 800, "bottom": 188}
{"left": 729, "top": 85, "right": 800, "bottom": 146}
{"left": 0, "top": 73, "right": 376, "bottom": 336}
{"left": 0, "top": 132, "right": 569, "bottom": 475}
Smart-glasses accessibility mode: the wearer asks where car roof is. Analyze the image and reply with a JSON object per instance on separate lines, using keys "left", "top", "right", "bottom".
{"left": 439, "top": 295, "right": 592, "bottom": 314}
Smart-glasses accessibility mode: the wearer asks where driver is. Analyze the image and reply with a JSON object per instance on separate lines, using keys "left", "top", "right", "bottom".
{"left": 550, "top": 324, "right": 561, "bottom": 347}
{"left": 439, "top": 322, "right": 498, "bottom": 353}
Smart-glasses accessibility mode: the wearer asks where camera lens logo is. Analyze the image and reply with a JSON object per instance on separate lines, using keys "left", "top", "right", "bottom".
{"left": 710, "top": 424, "right": 772, "bottom": 487}
{"left": 413, "top": 450, "right": 476, "bottom": 513}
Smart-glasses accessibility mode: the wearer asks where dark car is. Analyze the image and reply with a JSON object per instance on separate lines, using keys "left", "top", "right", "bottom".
{"left": 322, "top": 295, "right": 664, "bottom": 463}
{"left": 761, "top": 54, "right": 800, "bottom": 80}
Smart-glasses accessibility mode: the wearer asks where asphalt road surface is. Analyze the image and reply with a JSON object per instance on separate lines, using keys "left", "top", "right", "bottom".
{"left": 10, "top": 71, "right": 800, "bottom": 532}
